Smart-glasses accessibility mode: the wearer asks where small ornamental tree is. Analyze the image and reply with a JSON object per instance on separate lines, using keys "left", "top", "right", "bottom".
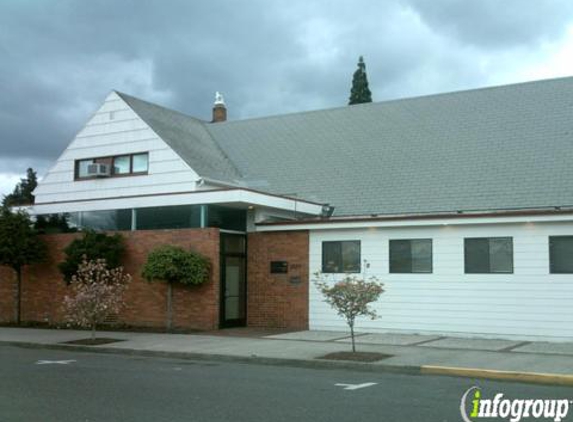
{"left": 142, "top": 245, "right": 210, "bottom": 331}
{"left": 0, "top": 209, "right": 47, "bottom": 324}
{"left": 59, "top": 230, "right": 124, "bottom": 283}
{"left": 63, "top": 257, "right": 131, "bottom": 341}
{"left": 348, "top": 56, "right": 373, "bottom": 105}
{"left": 315, "top": 273, "right": 384, "bottom": 352}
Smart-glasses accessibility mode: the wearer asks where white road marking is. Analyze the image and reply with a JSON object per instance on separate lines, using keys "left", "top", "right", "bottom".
{"left": 335, "top": 382, "right": 378, "bottom": 390}
{"left": 35, "top": 360, "right": 76, "bottom": 365}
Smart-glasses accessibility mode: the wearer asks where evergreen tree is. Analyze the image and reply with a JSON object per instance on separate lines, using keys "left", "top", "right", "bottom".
{"left": 348, "top": 56, "right": 373, "bottom": 105}
{"left": 2, "top": 168, "right": 38, "bottom": 207}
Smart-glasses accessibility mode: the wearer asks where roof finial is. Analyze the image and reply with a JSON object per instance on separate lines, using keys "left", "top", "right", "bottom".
{"left": 214, "top": 91, "right": 225, "bottom": 106}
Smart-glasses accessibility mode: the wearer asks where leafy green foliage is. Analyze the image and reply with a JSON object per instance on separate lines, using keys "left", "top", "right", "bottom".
{"left": 0, "top": 208, "right": 47, "bottom": 272}
{"left": 315, "top": 273, "right": 384, "bottom": 351}
{"left": 348, "top": 56, "right": 373, "bottom": 105}
{"left": 142, "top": 245, "right": 210, "bottom": 286}
{"left": 0, "top": 208, "right": 48, "bottom": 324}
{"left": 58, "top": 230, "right": 125, "bottom": 283}
{"left": 2, "top": 168, "right": 38, "bottom": 207}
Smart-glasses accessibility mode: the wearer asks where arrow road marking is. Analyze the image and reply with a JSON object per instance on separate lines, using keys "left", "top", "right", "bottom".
{"left": 335, "top": 382, "right": 378, "bottom": 390}
{"left": 35, "top": 360, "right": 76, "bottom": 365}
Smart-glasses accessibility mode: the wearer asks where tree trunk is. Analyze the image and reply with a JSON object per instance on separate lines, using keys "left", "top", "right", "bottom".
{"left": 166, "top": 283, "right": 173, "bottom": 332}
{"left": 15, "top": 267, "right": 22, "bottom": 325}
{"left": 350, "top": 321, "right": 356, "bottom": 353}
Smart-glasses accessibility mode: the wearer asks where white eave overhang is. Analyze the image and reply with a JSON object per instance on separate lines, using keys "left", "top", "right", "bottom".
{"left": 28, "top": 188, "right": 324, "bottom": 216}
{"left": 255, "top": 209, "right": 573, "bottom": 231}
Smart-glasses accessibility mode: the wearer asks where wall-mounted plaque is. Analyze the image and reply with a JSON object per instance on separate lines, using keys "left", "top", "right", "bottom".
{"left": 289, "top": 276, "right": 302, "bottom": 285}
{"left": 270, "top": 261, "right": 288, "bottom": 274}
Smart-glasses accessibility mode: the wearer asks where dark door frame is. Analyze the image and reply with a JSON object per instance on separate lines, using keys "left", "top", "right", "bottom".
{"left": 219, "top": 232, "right": 247, "bottom": 328}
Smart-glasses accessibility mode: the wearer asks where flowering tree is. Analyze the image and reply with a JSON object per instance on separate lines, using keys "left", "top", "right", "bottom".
{"left": 63, "top": 257, "right": 131, "bottom": 341}
{"left": 315, "top": 273, "right": 384, "bottom": 352}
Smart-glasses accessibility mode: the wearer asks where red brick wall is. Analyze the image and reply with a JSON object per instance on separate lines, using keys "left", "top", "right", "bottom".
{"left": 0, "top": 229, "right": 220, "bottom": 331}
{"left": 0, "top": 267, "right": 16, "bottom": 322}
{"left": 247, "top": 231, "right": 309, "bottom": 330}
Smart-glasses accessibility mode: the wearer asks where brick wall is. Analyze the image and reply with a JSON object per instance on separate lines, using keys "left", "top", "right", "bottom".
{"left": 0, "top": 228, "right": 220, "bottom": 331}
{"left": 247, "top": 230, "right": 309, "bottom": 329}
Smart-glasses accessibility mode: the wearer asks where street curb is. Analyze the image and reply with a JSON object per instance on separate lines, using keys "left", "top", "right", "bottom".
{"left": 421, "top": 365, "right": 573, "bottom": 387}
{"left": 3, "top": 340, "right": 572, "bottom": 386}
{"left": 1, "top": 340, "right": 421, "bottom": 375}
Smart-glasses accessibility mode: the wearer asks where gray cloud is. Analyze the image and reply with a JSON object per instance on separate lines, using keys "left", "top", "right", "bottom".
{"left": 408, "top": 0, "right": 573, "bottom": 48}
{"left": 1, "top": 0, "right": 573, "bottom": 195}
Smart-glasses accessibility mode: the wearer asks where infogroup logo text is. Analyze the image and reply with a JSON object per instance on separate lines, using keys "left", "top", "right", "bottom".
{"left": 460, "top": 387, "right": 570, "bottom": 422}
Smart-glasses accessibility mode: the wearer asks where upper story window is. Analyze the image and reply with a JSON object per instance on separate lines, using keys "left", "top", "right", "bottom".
{"left": 390, "top": 239, "right": 432, "bottom": 273}
{"left": 322, "top": 240, "right": 361, "bottom": 273}
{"left": 75, "top": 153, "right": 148, "bottom": 179}
{"left": 549, "top": 236, "right": 573, "bottom": 274}
{"left": 464, "top": 237, "right": 513, "bottom": 274}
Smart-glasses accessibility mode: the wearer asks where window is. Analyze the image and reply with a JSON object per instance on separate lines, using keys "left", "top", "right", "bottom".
{"left": 136, "top": 205, "right": 201, "bottom": 230}
{"left": 75, "top": 153, "right": 148, "bottom": 179}
{"left": 550, "top": 236, "right": 573, "bottom": 274}
{"left": 207, "top": 205, "right": 247, "bottom": 231}
{"left": 132, "top": 153, "right": 149, "bottom": 173}
{"left": 77, "top": 159, "right": 94, "bottom": 178}
{"left": 390, "top": 239, "right": 432, "bottom": 273}
{"left": 113, "top": 155, "right": 130, "bottom": 175}
{"left": 465, "top": 237, "right": 513, "bottom": 273}
{"left": 113, "top": 155, "right": 131, "bottom": 174}
{"left": 322, "top": 241, "right": 361, "bottom": 273}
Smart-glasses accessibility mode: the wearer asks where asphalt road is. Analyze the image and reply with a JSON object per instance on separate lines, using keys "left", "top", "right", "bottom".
{"left": 1, "top": 344, "right": 572, "bottom": 422}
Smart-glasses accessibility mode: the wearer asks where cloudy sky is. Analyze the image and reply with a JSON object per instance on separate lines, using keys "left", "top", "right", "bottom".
{"left": 2, "top": 0, "right": 573, "bottom": 196}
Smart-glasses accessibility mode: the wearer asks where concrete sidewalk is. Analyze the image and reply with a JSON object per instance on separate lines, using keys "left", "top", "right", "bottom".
{"left": 2, "top": 327, "right": 573, "bottom": 385}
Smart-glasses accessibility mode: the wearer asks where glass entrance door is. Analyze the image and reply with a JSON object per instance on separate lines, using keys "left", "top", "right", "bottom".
{"left": 220, "top": 233, "right": 247, "bottom": 327}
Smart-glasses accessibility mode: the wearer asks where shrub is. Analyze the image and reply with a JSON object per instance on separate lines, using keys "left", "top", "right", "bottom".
{"left": 63, "top": 257, "right": 131, "bottom": 340}
{"left": 59, "top": 230, "right": 124, "bottom": 283}
{"left": 142, "top": 245, "right": 210, "bottom": 330}
{"left": 315, "top": 273, "right": 384, "bottom": 352}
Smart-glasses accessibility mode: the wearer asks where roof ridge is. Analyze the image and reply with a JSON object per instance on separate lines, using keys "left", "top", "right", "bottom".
{"left": 114, "top": 90, "right": 208, "bottom": 124}
{"left": 211, "top": 75, "right": 573, "bottom": 125}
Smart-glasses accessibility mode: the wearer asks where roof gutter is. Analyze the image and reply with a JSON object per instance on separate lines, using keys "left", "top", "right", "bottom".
{"left": 255, "top": 207, "right": 573, "bottom": 231}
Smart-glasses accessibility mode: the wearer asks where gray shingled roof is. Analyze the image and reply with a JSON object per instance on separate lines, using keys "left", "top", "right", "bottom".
{"left": 116, "top": 91, "right": 241, "bottom": 182}
{"left": 120, "top": 78, "right": 573, "bottom": 217}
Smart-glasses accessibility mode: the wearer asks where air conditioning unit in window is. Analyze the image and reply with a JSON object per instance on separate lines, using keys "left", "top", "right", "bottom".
{"left": 87, "top": 163, "right": 110, "bottom": 177}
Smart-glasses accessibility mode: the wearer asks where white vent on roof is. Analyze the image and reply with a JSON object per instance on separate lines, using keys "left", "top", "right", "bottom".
{"left": 87, "top": 163, "right": 110, "bottom": 177}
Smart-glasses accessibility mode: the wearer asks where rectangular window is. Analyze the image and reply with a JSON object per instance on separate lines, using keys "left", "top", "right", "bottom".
{"left": 79, "top": 209, "right": 132, "bottom": 231}
{"left": 136, "top": 205, "right": 202, "bottom": 230}
{"left": 77, "top": 159, "right": 94, "bottom": 178}
{"left": 550, "top": 236, "right": 573, "bottom": 274}
{"left": 465, "top": 237, "right": 513, "bottom": 273}
{"left": 75, "top": 152, "right": 148, "bottom": 179}
{"left": 322, "top": 241, "right": 361, "bottom": 273}
{"left": 113, "top": 155, "right": 130, "bottom": 175}
{"left": 132, "top": 153, "right": 149, "bottom": 173}
{"left": 390, "top": 239, "right": 432, "bottom": 273}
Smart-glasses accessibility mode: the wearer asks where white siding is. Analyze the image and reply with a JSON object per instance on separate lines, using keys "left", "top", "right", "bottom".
{"left": 34, "top": 92, "right": 199, "bottom": 207}
{"left": 309, "top": 221, "right": 573, "bottom": 341}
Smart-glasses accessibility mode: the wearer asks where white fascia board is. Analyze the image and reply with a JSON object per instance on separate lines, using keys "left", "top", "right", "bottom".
{"left": 235, "top": 190, "right": 323, "bottom": 215}
{"left": 29, "top": 189, "right": 323, "bottom": 216}
{"left": 255, "top": 213, "right": 573, "bottom": 232}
